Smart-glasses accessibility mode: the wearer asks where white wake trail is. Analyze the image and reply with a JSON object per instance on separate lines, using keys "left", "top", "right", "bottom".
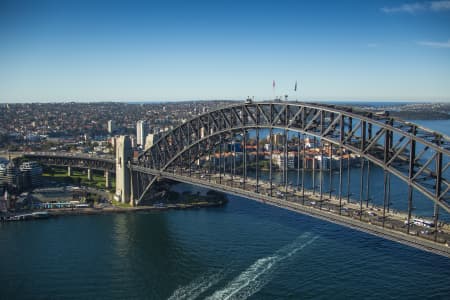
{"left": 206, "top": 233, "right": 318, "bottom": 300}
{"left": 168, "top": 271, "right": 225, "bottom": 300}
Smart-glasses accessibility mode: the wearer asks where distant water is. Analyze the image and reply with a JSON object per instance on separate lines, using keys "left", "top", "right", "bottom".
{"left": 322, "top": 100, "right": 417, "bottom": 107}
{"left": 413, "top": 119, "right": 450, "bottom": 136}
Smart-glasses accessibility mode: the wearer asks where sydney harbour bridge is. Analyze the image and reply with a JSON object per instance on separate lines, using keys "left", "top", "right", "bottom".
{"left": 22, "top": 100, "right": 450, "bottom": 257}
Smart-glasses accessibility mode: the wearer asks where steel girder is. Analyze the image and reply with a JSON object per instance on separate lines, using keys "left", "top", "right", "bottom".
{"left": 130, "top": 168, "right": 157, "bottom": 204}
{"left": 138, "top": 102, "right": 450, "bottom": 213}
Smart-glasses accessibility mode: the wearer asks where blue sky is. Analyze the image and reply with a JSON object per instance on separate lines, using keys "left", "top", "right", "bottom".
{"left": 0, "top": 0, "right": 449, "bottom": 102}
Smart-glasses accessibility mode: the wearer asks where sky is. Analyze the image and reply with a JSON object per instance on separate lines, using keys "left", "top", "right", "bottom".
{"left": 0, "top": 0, "right": 449, "bottom": 102}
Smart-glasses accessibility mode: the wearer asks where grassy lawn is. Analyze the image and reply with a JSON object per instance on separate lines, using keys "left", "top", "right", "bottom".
{"left": 111, "top": 200, "right": 132, "bottom": 208}
{"left": 43, "top": 166, "right": 116, "bottom": 191}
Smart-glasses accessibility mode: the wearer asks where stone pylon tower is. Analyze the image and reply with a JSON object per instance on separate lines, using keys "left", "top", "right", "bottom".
{"left": 115, "top": 136, "right": 132, "bottom": 204}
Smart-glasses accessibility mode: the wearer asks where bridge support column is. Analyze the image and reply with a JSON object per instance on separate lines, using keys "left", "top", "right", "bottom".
{"left": 67, "top": 166, "right": 72, "bottom": 177}
{"left": 115, "top": 136, "right": 132, "bottom": 204}
{"left": 105, "top": 170, "right": 110, "bottom": 189}
{"left": 129, "top": 164, "right": 135, "bottom": 207}
{"left": 87, "top": 168, "right": 92, "bottom": 181}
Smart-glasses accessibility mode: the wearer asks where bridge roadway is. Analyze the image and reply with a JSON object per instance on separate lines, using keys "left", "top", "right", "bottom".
{"left": 19, "top": 152, "right": 115, "bottom": 172}
{"left": 21, "top": 151, "right": 115, "bottom": 166}
{"left": 132, "top": 165, "right": 450, "bottom": 257}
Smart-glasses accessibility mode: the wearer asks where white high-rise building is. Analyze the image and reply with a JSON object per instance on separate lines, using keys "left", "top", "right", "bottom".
{"left": 145, "top": 133, "right": 159, "bottom": 150}
{"left": 136, "top": 120, "right": 147, "bottom": 147}
{"left": 130, "top": 137, "right": 137, "bottom": 148}
{"left": 107, "top": 120, "right": 115, "bottom": 134}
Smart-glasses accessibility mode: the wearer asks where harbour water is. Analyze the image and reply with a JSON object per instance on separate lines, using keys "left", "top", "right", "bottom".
{"left": 1, "top": 119, "right": 450, "bottom": 299}
{"left": 1, "top": 195, "right": 450, "bottom": 299}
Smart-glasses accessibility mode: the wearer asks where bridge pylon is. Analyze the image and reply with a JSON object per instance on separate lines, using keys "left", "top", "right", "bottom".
{"left": 115, "top": 136, "right": 132, "bottom": 204}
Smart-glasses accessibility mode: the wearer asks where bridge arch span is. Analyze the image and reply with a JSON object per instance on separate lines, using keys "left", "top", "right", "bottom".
{"left": 138, "top": 102, "right": 450, "bottom": 213}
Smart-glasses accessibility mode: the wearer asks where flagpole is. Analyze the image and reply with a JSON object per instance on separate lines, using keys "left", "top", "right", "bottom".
{"left": 272, "top": 80, "right": 276, "bottom": 100}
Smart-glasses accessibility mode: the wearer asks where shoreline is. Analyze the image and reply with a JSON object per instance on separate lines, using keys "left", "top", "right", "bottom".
{"left": 0, "top": 200, "right": 227, "bottom": 221}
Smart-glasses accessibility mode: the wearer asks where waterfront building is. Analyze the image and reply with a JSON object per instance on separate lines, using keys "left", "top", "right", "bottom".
{"left": 227, "top": 142, "right": 242, "bottom": 153}
{"left": 0, "top": 163, "right": 6, "bottom": 189}
{"left": 267, "top": 133, "right": 286, "bottom": 149}
{"left": 19, "top": 161, "right": 43, "bottom": 187}
{"left": 312, "top": 153, "right": 359, "bottom": 170}
{"left": 136, "top": 120, "right": 147, "bottom": 147}
{"left": 304, "top": 137, "right": 312, "bottom": 148}
{"left": 0, "top": 189, "right": 8, "bottom": 212}
{"left": 272, "top": 152, "right": 297, "bottom": 170}
{"left": 3, "top": 161, "right": 20, "bottom": 188}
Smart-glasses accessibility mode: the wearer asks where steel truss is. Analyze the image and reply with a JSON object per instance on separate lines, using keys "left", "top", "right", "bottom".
{"left": 138, "top": 102, "right": 450, "bottom": 214}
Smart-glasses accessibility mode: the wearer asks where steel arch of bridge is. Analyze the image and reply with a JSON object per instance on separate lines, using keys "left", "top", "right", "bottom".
{"left": 138, "top": 101, "right": 450, "bottom": 214}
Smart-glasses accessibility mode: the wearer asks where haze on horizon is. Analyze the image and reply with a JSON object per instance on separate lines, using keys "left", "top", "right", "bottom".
{"left": 1, "top": 0, "right": 450, "bottom": 103}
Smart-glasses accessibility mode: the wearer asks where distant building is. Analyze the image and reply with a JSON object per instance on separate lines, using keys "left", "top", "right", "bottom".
{"left": 227, "top": 142, "right": 242, "bottom": 153}
{"left": 136, "top": 120, "right": 147, "bottom": 147}
{"left": 0, "top": 189, "right": 9, "bottom": 212}
{"left": 304, "top": 137, "right": 312, "bottom": 148}
{"left": 144, "top": 133, "right": 159, "bottom": 150}
{"left": 6, "top": 161, "right": 19, "bottom": 187}
{"left": 1, "top": 160, "right": 43, "bottom": 191}
{"left": 0, "top": 163, "right": 7, "bottom": 189}
{"left": 130, "top": 136, "right": 137, "bottom": 148}
{"left": 268, "top": 133, "right": 286, "bottom": 147}
{"left": 272, "top": 152, "right": 296, "bottom": 170}
{"left": 109, "top": 136, "right": 117, "bottom": 153}
{"left": 20, "top": 161, "right": 43, "bottom": 187}
{"left": 107, "top": 120, "right": 115, "bottom": 134}
{"left": 0, "top": 161, "right": 20, "bottom": 189}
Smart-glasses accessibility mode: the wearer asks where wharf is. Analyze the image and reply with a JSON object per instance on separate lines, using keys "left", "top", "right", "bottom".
{"left": 1, "top": 200, "right": 226, "bottom": 221}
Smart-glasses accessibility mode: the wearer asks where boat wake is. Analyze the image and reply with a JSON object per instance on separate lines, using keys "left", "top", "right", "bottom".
{"left": 205, "top": 232, "right": 318, "bottom": 300}
{"left": 168, "top": 270, "right": 227, "bottom": 300}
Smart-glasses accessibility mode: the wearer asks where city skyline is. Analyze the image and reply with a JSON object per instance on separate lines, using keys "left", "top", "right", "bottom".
{"left": 1, "top": 0, "right": 450, "bottom": 102}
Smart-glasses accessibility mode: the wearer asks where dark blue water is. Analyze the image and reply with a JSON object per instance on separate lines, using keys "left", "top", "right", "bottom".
{"left": 413, "top": 119, "right": 450, "bottom": 136}
{"left": 1, "top": 195, "right": 449, "bottom": 300}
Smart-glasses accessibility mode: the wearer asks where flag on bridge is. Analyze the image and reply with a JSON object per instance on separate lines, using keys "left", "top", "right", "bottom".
{"left": 294, "top": 80, "right": 297, "bottom": 92}
{"left": 273, "top": 80, "right": 276, "bottom": 89}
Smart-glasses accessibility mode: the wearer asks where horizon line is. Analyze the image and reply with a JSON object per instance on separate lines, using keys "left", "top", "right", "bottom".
{"left": 1, "top": 98, "right": 450, "bottom": 104}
